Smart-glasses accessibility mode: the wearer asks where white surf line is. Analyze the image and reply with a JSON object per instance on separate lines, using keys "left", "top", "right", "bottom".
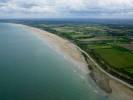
{"left": 75, "top": 45, "right": 133, "bottom": 90}
{"left": 12, "top": 23, "right": 133, "bottom": 89}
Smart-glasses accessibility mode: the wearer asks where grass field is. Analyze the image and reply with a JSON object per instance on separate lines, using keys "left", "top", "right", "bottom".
{"left": 33, "top": 24, "right": 133, "bottom": 79}
{"left": 94, "top": 46, "right": 133, "bottom": 76}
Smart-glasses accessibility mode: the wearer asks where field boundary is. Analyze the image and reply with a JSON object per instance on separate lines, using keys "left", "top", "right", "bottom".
{"left": 30, "top": 25, "right": 133, "bottom": 90}
{"left": 75, "top": 45, "right": 133, "bottom": 90}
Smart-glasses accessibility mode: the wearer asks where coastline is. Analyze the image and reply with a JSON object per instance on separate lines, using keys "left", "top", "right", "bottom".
{"left": 15, "top": 23, "right": 89, "bottom": 75}
{"left": 13, "top": 23, "right": 133, "bottom": 100}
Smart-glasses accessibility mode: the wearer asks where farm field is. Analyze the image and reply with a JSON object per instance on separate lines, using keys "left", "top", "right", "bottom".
{"left": 93, "top": 46, "right": 133, "bottom": 77}
{"left": 29, "top": 23, "right": 133, "bottom": 82}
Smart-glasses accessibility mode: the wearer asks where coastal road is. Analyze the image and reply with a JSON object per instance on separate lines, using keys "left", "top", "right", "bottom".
{"left": 76, "top": 45, "right": 133, "bottom": 90}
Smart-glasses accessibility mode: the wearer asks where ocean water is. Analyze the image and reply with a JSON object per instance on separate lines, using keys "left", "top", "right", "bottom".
{"left": 0, "top": 23, "right": 110, "bottom": 100}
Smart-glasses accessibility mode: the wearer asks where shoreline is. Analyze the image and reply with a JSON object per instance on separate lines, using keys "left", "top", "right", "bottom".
{"left": 15, "top": 23, "right": 90, "bottom": 75}
{"left": 13, "top": 23, "right": 133, "bottom": 100}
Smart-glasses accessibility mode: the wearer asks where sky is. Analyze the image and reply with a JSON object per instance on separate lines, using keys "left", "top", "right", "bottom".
{"left": 0, "top": 0, "right": 133, "bottom": 19}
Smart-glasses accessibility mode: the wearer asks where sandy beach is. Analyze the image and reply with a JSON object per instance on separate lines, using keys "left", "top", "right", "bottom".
{"left": 16, "top": 24, "right": 89, "bottom": 75}
{"left": 14, "top": 23, "right": 133, "bottom": 100}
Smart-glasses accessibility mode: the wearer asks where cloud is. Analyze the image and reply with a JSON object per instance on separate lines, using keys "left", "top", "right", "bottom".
{"left": 0, "top": 0, "right": 9, "bottom": 3}
{"left": 0, "top": 0, "right": 133, "bottom": 18}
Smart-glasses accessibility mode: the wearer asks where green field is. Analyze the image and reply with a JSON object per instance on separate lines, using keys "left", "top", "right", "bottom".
{"left": 32, "top": 23, "right": 133, "bottom": 80}
{"left": 94, "top": 46, "right": 133, "bottom": 76}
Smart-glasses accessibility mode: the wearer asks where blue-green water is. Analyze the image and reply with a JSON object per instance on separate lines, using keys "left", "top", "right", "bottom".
{"left": 0, "top": 23, "right": 110, "bottom": 100}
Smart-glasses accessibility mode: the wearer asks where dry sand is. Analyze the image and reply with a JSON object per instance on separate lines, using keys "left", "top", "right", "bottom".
{"left": 16, "top": 24, "right": 89, "bottom": 75}
{"left": 14, "top": 23, "right": 133, "bottom": 100}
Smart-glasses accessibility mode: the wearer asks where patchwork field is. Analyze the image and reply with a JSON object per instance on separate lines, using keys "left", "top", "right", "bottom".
{"left": 94, "top": 46, "right": 133, "bottom": 77}
{"left": 31, "top": 23, "right": 133, "bottom": 82}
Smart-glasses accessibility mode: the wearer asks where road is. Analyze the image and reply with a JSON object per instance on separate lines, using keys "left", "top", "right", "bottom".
{"left": 75, "top": 45, "right": 133, "bottom": 90}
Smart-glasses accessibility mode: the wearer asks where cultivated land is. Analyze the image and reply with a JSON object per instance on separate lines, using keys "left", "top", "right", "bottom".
{"left": 94, "top": 46, "right": 133, "bottom": 76}
{"left": 29, "top": 23, "right": 133, "bottom": 85}
{"left": 11, "top": 23, "right": 133, "bottom": 100}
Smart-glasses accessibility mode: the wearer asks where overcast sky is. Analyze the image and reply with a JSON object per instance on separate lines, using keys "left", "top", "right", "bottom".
{"left": 0, "top": 0, "right": 133, "bottom": 18}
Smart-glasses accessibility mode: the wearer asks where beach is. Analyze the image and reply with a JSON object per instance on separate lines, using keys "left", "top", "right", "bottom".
{"left": 14, "top": 23, "right": 133, "bottom": 100}
{"left": 17, "top": 24, "right": 89, "bottom": 75}
{"left": 0, "top": 23, "right": 98, "bottom": 100}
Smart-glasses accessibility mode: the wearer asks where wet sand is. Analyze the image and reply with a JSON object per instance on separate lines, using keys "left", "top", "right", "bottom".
{"left": 14, "top": 23, "right": 133, "bottom": 100}
{"left": 17, "top": 24, "right": 89, "bottom": 75}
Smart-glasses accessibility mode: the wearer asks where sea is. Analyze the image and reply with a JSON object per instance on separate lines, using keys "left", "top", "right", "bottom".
{"left": 0, "top": 23, "right": 112, "bottom": 100}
